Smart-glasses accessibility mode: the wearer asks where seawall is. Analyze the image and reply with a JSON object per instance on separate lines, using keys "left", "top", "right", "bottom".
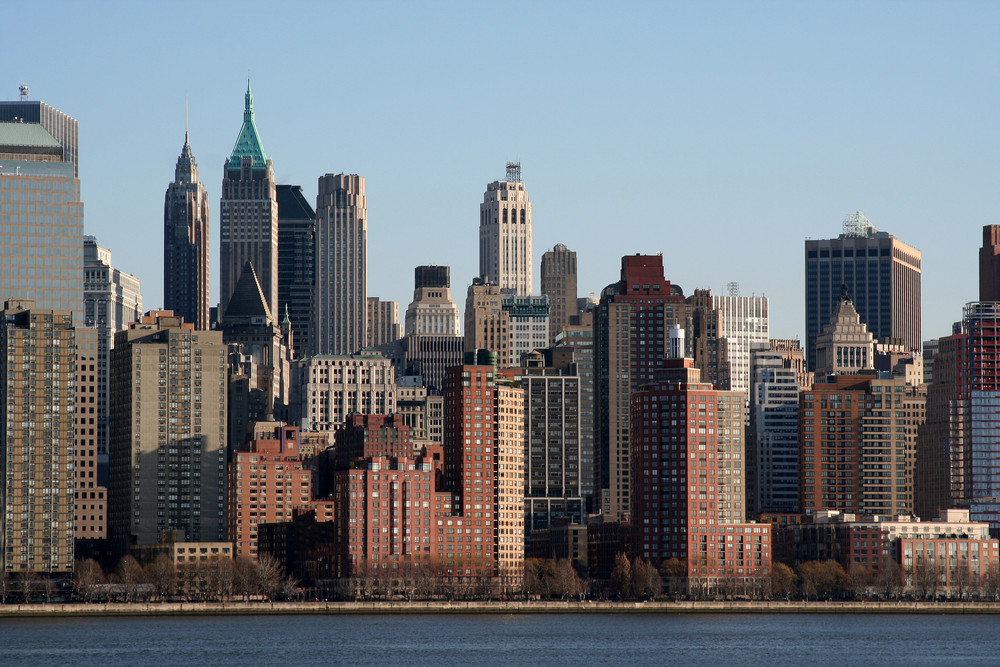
{"left": 2, "top": 600, "right": 1000, "bottom": 617}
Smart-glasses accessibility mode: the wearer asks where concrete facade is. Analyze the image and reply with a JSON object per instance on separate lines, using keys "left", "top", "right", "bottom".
{"left": 479, "top": 163, "right": 533, "bottom": 296}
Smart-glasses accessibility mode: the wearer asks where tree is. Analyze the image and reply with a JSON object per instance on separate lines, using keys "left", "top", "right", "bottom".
{"left": 16, "top": 571, "right": 40, "bottom": 603}
{"left": 632, "top": 558, "right": 662, "bottom": 600}
{"left": 660, "top": 558, "right": 687, "bottom": 599}
{"left": 73, "top": 559, "right": 106, "bottom": 602}
{"left": 115, "top": 555, "right": 145, "bottom": 602}
{"left": 874, "top": 559, "right": 903, "bottom": 600}
{"left": 255, "top": 553, "right": 284, "bottom": 600}
{"left": 609, "top": 552, "right": 633, "bottom": 600}
{"left": 233, "top": 557, "right": 257, "bottom": 601}
{"left": 770, "top": 562, "right": 796, "bottom": 600}
{"left": 796, "top": 560, "right": 848, "bottom": 600}
{"left": 144, "top": 555, "right": 177, "bottom": 601}
{"left": 913, "top": 557, "right": 940, "bottom": 600}
{"left": 848, "top": 564, "right": 871, "bottom": 601}
{"left": 551, "top": 559, "right": 584, "bottom": 600}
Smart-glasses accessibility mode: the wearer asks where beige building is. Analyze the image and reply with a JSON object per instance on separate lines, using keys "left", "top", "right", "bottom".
{"left": 296, "top": 349, "right": 396, "bottom": 431}
{"left": 404, "top": 266, "right": 461, "bottom": 336}
{"left": 108, "top": 311, "right": 229, "bottom": 551}
{"left": 540, "top": 243, "right": 578, "bottom": 345}
{"left": 464, "top": 278, "right": 510, "bottom": 362}
{"left": 813, "top": 292, "right": 875, "bottom": 376}
{"left": 75, "top": 327, "right": 106, "bottom": 539}
{"left": 396, "top": 381, "right": 445, "bottom": 448}
{"left": 0, "top": 301, "right": 76, "bottom": 575}
{"left": 479, "top": 162, "right": 533, "bottom": 296}
{"left": 366, "top": 297, "right": 401, "bottom": 348}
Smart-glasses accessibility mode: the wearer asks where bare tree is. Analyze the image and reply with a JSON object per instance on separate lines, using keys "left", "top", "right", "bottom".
{"left": 632, "top": 558, "right": 662, "bottom": 600}
{"left": 874, "top": 559, "right": 903, "bottom": 600}
{"left": 913, "top": 557, "right": 939, "bottom": 600}
{"left": 16, "top": 571, "right": 40, "bottom": 603}
{"left": 233, "top": 557, "right": 257, "bottom": 601}
{"left": 551, "top": 559, "right": 584, "bottom": 600}
{"left": 848, "top": 564, "right": 871, "bottom": 601}
{"left": 73, "top": 559, "right": 105, "bottom": 603}
{"left": 255, "top": 553, "right": 283, "bottom": 600}
{"left": 144, "top": 555, "right": 177, "bottom": 601}
{"left": 660, "top": 558, "right": 687, "bottom": 599}
{"left": 115, "top": 555, "right": 145, "bottom": 602}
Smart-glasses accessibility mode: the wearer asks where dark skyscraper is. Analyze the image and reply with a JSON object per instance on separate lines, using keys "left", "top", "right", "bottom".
{"left": 979, "top": 225, "right": 1000, "bottom": 302}
{"left": 804, "top": 212, "right": 921, "bottom": 371}
{"left": 277, "top": 184, "right": 316, "bottom": 358}
{"left": 164, "top": 131, "right": 210, "bottom": 330}
{"left": 220, "top": 81, "right": 278, "bottom": 321}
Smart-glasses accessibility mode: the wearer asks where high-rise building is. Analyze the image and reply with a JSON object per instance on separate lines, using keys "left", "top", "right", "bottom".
{"left": 980, "top": 225, "right": 1000, "bottom": 302}
{"left": 367, "top": 297, "right": 401, "bottom": 347}
{"left": 108, "top": 311, "right": 228, "bottom": 551}
{"left": 631, "top": 359, "right": 771, "bottom": 587}
{"left": 315, "top": 173, "right": 367, "bottom": 355}
{"left": 916, "top": 302, "right": 1000, "bottom": 530}
{"left": 442, "top": 360, "right": 525, "bottom": 588}
{"left": 276, "top": 184, "right": 316, "bottom": 359}
{"left": 516, "top": 362, "right": 586, "bottom": 532}
{"left": 464, "top": 278, "right": 510, "bottom": 362}
{"left": 799, "top": 373, "right": 925, "bottom": 517}
{"left": 594, "top": 254, "right": 686, "bottom": 520}
{"left": 0, "top": 301, "right": 76, "bottom": 576}
{"left": 400, "top": 333, "right": 464, "bottom": 396}
{"left": 554, "top": 315, "right": 596, "bottom": 507}
{"left": 748, "top": 340, "right": 812, "bottom": 516}
{"left": 479, "top": 162, "right": 533, "bottom": 296}
{"left": 0, "top": 119, "right": 83, "bottom": 320}
{"left": 164, "top": 131, "right": 210, "bottom": 330}
{"left": 503, "top": 294, "right": 550, "bottom": 367}
{"left": 228, "top": 422, "right": 311, "bottom": 559}
{"left": 75, "top": 327, "right": 106, "bottom": 539}
{"left": 0, "top": 93, "right": 79, "bottom": 176}
{"left": 712, "top": 292, "right": 769, "bottom": 395}
{"left": 540, "top": 244, "right": 578, "bottom": 345}
{"left": 804, "top": 212, "right": 921, "bottom": 371}
{"left": 83, "top": 236, "right": 142, "bottom": 458}
{"left": 404, "top": 266, "right": 460, "bottom": 336}
{"left": 220, "top": 81, "right": 278, "bottom": 320}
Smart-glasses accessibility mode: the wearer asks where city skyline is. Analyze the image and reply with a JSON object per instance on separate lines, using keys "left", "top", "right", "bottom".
{"left": 5, "top": 2, "right": 997, "bottom": 344}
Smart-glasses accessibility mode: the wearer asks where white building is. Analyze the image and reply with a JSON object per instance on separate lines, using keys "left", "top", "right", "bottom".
{"left": 712, "top": 293, "right": 769, "bottom": 394}
{"left": 296, "top": 349, "right": 395, "bottom": 431}
{"left": 479, "top": 162, "right": 533, "bottom": 296}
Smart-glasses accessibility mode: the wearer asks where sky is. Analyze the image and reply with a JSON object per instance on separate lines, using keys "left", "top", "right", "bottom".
{"left": 6, "top": 1, "right": 998, "bottom": 342}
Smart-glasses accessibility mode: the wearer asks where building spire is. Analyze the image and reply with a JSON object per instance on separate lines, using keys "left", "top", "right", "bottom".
{"left": 228, "top": 77, "right": 268, "bottom": 171}
{"left": 185, "top": 94, "right": 190, "bottom": 147}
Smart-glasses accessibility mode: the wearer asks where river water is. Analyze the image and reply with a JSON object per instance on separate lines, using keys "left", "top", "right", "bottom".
{"left": 1, "top": 613, "right": 994, "bottom": 665}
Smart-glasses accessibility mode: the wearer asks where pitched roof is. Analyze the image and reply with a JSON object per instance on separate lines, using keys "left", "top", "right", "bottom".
{"left": 224, "top": 261, "right": 272, "bottom": 322}
{"left": 227, "top": 80, "right": 268, "bottom": 171}
{"left": 0, "top": 122, "right": 63, "bottom": 156}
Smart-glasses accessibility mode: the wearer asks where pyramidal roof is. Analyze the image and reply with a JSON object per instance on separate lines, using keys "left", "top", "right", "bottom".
{"left": 227, "top": 79, "right": 268, "bottom": 171}
{"left": 225, "top": 261, "right": 273, "bottom": 322}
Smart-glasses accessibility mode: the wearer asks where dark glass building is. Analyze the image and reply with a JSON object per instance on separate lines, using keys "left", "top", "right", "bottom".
{"left": 804, "top": 212, "right": 921, "bottom": 372}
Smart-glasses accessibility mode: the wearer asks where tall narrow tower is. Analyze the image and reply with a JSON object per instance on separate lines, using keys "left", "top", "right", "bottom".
{"left": 479, "top": 162, "right": 533, "bottom": 296}
{"left": 164, "top": 131, "right": 210, "bottom": 329}
{"left": 220, "top": 81, "right": 278, "bottom": 320}
{"left": 979, "top": 225, "right": 1000, "bottom": 302}
{"left": 540, "top": 243, "right": 578, "bottom": 345}
{"left": 315, "top": 173, "right": 367, "bottom": 355}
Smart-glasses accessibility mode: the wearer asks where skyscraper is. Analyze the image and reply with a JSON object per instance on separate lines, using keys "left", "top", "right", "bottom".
{"left": 804, "top": 212, "right": 921, "bottom": 371}
{"left": 0, "top": 300, "right": 76, "bottom": 576}
{"left": 712, "top": 291, "right": 769, "bottom": 395}
{"left": 479, "top": 162, "right": 533, "bottom": 296}
{"left": 315, "top": 173, "right": 367, "bottom": 355}
{"left": 220, "top": 81, "right": 278, "bottom": 320}
{"left": 0, "top": 118, "right": 83, "bottom": 320}
{"left": 594, "top": 255, "right": 687, "bottom": 520}
{"left": 980, "top": 225, "right": 1000, "bottom": 301}
{"left": 276, "top": 184, "right": 316, "bottom": 358}
{"left": 164, "top": 131, "right": 210, "bottom": 330}
{"left": 367, "top": 297, "right": 401, "bottom": 347}
{"left": 540, "top": 243, "right": 578, "bottom": 344}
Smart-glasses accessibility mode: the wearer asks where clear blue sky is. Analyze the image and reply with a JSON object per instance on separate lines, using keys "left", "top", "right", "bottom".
{"left": 7, "top": 1, "right": 998, "bottom": 342}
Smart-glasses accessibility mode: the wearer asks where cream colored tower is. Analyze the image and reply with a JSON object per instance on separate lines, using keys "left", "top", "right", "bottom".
{"left": 479, "top": 162, "right": 533, "bottom": 296}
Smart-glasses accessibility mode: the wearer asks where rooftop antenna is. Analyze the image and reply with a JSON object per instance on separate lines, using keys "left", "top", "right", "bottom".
{"left": 727, "top": 281, "right": 740, "bottom": 297}
{"left": 505, "top": 161, "right": 521, "bottom": 183}
{"left": 18, "top": 84, "right": 29, "bottom": 101}
{"left": 185, "top": 94, "right": 190, "bottom": 144}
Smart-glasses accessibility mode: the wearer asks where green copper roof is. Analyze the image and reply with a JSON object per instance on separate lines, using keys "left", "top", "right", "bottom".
{"left": 227, "top": 79, "right": 268, "bottom": 171}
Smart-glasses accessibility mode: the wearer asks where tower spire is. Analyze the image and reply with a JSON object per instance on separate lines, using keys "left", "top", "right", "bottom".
{"left": 184, "top": 94, "right": 190, "bottom": 147}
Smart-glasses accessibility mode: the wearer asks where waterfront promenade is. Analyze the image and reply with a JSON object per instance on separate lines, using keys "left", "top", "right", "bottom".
{"left": 2, "top": 600, "right": 1000, "bottom": 617}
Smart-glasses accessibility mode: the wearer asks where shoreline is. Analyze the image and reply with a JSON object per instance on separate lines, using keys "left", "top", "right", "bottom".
{"left": 3, "top": 600, "right": 1000, "bottom": 617}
